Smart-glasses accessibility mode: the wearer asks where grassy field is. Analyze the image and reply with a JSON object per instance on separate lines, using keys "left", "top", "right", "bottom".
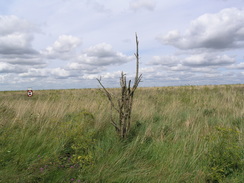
{"left": 0, "top": 85, "right": 243, "bottom": 183}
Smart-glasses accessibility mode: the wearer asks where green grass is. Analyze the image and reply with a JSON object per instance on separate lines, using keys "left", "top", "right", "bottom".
{"left": 0, "top": 85, "right": 243, "bottom": 182}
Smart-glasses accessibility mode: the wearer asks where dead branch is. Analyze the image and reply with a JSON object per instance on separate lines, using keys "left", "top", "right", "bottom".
{"left": 97, "top": 33, "right": 142, "bottom": 138}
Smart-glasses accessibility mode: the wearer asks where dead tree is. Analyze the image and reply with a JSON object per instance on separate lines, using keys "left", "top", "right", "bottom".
{"left": 97, "top": 33, "right": 142, "bottom": 138}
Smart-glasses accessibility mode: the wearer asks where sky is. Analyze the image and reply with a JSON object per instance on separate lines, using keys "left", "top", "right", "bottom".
{"left": 0, "top": 0, "right": 244, "bottom": 91}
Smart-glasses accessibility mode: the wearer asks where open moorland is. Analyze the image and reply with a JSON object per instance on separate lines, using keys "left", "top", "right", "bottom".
{"left": 0, "top": 84, "right": 243, "bottom": 183}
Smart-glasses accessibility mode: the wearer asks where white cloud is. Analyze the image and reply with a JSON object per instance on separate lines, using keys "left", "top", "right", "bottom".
{"left": 50, "top": 35, "right": 81, "bottom": 53}
{"left": 64, "top": 43, "right": 134, "bottom": 79}
{"left": 82, "top": 70, "right": 121, "bottom": 80}
{"left": 0, "top": 62, "right": 25, "bottom": 73}
{"left": 183, "top": 53, "right": 235, "bottom": 67}
{"left": 75, "top": 43, "right": 134, "bottom": 66}
{"left": 43, "top": 35, "right": 81, "bottom": 59}
{"left": 0, "top": 15, "right": 37, "bottom": 55}
{"left": 67, "top": 62, "right": 104, "bottom": 74}
{"left": 0, "top": 15, "right": 45, "bottom": 72}
{"left": 102, "top": 71, "right": 122, "bottom": 79}
{"left": 150, "top": 55, "right": 181, "bottom": 66}
{"left": 160, "top": 8, "right": 244, "bottom": 49}
{"left": 0, "top": 1, "right": 244, "bottom": 90}
{"left": 0, "top": 75, "right": 5, "bottom": 83}
{"left": 0, "top": 16, "right": 37, "bottom": 57}
{"left": 19, "top": 68, "right": 48, "bottom": 78}
{"left": 43, "top": 40, "right": 133, "bottom": 76}
{"left": 0, "top": 54, "right": 45, "bottom": 66}
{"left": 130, "top": 0, "right": 156, "bottom": 11}
{"left": 51, "top": 68, "right": 70, "bottom": 78}
{"left": 235, "top": 62, "right": 244, "bottom": 69}
{"left": 0, "top": 15, "right": 36, "bottom": 35}
{"left": 0, "top": 33, "right": 32, "bottom": 52}
{"left": 228, "top": 62, "right": 244, "bottom": 69}
{"left": 20, "top": 67, "right": 70, "bottom": 79}
{"left": 149, "top": 53, "right": 236, "bottom": 73}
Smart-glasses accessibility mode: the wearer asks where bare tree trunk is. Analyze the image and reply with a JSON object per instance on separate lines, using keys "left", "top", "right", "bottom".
{"left": 97, "top": 33, "right": 142, "bottom": 138}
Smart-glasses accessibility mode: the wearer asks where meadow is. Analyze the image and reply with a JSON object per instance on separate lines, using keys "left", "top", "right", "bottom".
{"left": 0, "top": 84, "right": 243, "bottom": 183}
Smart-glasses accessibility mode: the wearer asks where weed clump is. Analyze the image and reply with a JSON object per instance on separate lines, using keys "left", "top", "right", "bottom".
{"left": 205, "top": 126, "right": 243, "bottom": 182}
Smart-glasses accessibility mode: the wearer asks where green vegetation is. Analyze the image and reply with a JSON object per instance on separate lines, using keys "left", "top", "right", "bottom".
{"left": 0, "top": 85, "right": 243, "bottom": 182}
{"left": 205, "top": 126, "right": 243, "bottom": 182}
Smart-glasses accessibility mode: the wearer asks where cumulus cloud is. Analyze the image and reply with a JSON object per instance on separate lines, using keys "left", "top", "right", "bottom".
{"left": 68, "top": 62, "right": 105, "bottom": 74}
{"left": 228, "top": 62, "right": 244, "bottom": 69}
{"left": 73, "top": 43, "right": 133, "bottom": 66}
{"left": 0, "top": 62, "right": 25, "bottom": 73}
{"left": 150, "top": 53, "right": 235, "bottom": 69}
{"left": 0, "top": 53, "right": 45, "bottom": 67}
{"left": 0, "top": 15, "right": 37, "bottom": 54}
{"left": 82, "top": 73, "right": 99, "bottom": 80}
{"left": 0, "top": 15, "right": 45, "bottom": 72}
{"left": 0, "top": 33, "right": 35, "bottom": 54}
{"left": 42, "top": 38, "right": 132, "bottom": 69}
{"left": 82, "top": 70, "right": 121, "bottom": 80}
{"left": 51, "top": 68, "right": 71, "bottom": 78}
{"left": 130, "top": 0, "right": 156, "bottom": 11}
{"left": 19, "top": 68, "right": 48, "bottom": 78}
{"left": 0, "top": 15, "right": 36, "bottom": 35}
{"left": 20, "top": 67, "right": 70, "bottom": 79}
{"left": 65, "top": 43, "right": 134, "bottom": 78}
{"left": 160, "top": 8, "right": 244, "bottom": 49}
{"left": 235, "top": 62, "right": 244, "bottom": 69}
{"left": 43, "top": 35, "right": 81, "bottom": 59}
{"left": 1, "top": 2, "right": 243, "bottom": 90}
{"left": 183, "top": 53, "right": 235, "bottom": 67}
{"left": 150, "top": 55, "right": 182, "bottom": 66}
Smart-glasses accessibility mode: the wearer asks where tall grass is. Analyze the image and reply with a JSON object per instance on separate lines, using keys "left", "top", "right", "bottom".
{"left": 0, "top": 85, "right": 243, "bottom": 182}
